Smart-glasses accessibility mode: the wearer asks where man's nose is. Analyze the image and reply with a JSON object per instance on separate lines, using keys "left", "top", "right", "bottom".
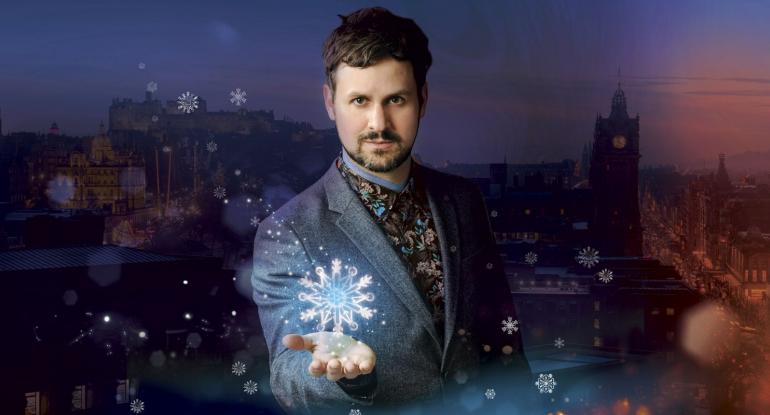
{"left": 367, "top": 103, "right": 388, "bottom": 132}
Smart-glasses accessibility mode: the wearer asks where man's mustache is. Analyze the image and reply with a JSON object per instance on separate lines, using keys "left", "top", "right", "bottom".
{"left": 359, "top": 130, "right": 400, "bottom": 142}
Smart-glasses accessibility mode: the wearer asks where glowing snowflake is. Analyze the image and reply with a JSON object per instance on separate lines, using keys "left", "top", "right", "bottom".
{"left": 484, "top": 388, "right": 496, "bottom": 400}
{"left": 554, "top": 337, "right": 565, "bottom": 348}
{"left": 213, "top": 186, "right": 226, "bottom": 199}
{"left": 230, "top": 88, "right": 247, "bottom": 106}
{"left": 177, "top": 91, "right": 199, "bottom": 114}
{"left": 129, "top": 399, "right": 145, "bottom": 413}
{"left": 146, "top": 81, "right": 157, "bottom": 93}
{"left": 250, "top": 216, "right": 260, "bottom": 227}
{"left": 490, "top": 210, "right": 498, "bottom": 218}
{"left": 597, "top": 268, "right": 614, "bottom": 283}
{"left": 576, "top": 246, "right": 600, "bottom": 268}
{"left": 501, "top": 316, "right": 519, "bottom": 334}
{"left": 243, "top": 380, "right": 258, "bottom": 395}
{"left": 298, "top": 259, "right": 375, "bottom": 334}
{"left": 349, "top": 410, "right": 362, "bottom": 415}
{"left": 535, "top": 373, "right": 557, "bottom": 393}
{"left": 151, "top": 115, "right": 159, "bottom": 123}
{"left": 206, "top": 140, "right": 218, "bottom": 152}
{"left": 524, "top": 251, "right": 538, "bottom": 266}
{"left": 231, "top": 361, "right": 246, "bottom": 376}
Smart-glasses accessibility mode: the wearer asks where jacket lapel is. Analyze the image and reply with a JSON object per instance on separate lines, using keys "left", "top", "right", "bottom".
{"left": 416, "top": 164, "right": 462, "bottom": 367}
{"left": 322, "top": 162, "right": 443, "bottom": 352}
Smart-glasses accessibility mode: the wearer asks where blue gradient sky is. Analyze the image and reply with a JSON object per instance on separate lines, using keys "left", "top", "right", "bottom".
{"left": 2, "top": 0, "right": 770, "bottom": 166}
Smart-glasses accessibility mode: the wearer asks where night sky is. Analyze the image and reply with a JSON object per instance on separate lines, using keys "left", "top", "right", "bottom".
{"left": 2, "top": 0, "right": 770, "bottom": 167}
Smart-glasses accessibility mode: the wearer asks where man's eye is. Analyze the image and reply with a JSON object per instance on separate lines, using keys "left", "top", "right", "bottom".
{"left": 390, "top": 97, "right": 404, "bottom": 104}
{"left": 352, "top": 97, "right": 366, "bottom": 105}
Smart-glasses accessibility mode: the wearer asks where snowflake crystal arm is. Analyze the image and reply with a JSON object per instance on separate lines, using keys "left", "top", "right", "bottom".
{"left": 250, "top": 214, "right": 377, "bottom": 411}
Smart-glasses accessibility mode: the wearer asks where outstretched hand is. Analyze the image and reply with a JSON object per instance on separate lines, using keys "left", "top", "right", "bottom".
{"left": 283, "top": 332, "right": 376, "bottom": 382}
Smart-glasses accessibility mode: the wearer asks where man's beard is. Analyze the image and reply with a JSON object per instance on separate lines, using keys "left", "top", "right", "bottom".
{"left": 345, "top": 129, "right": 413, "bottom": 173}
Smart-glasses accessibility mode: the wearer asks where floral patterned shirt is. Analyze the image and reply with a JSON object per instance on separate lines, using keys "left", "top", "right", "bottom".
{"left": 336, "top": 156, "right": 446, "bottom": 341}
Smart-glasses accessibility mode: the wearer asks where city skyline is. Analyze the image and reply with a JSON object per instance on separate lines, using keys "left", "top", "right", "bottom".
{"left": 3, "top": 0, "right": 770, "bottom": 168}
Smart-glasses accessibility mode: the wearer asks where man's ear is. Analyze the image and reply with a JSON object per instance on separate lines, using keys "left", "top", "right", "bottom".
{"left": 322, "top": 83, "right": 336, "bottom": 121}
{"left": 419, "top": 81, "right": 429, "bottom": 118}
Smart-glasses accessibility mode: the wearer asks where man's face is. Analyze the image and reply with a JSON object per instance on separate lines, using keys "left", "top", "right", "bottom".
{"left": 323, "top": 57, "right": 428, "bottom": 173}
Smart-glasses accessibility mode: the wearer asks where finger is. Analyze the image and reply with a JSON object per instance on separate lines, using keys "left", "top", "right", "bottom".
{"left": 326, "top": 358, "right": 343, "bottom": 381}
{"left": 342, "top": 360, "right": 360, "bottom": 379}
{"left": 283, "top": 334, "right": 314, "bottom": 351}
{"left": 358, "top": 358, "right": 374, "bottom": 375}
{"left": 308, "top": 358, "right": 325, "bottom": 377}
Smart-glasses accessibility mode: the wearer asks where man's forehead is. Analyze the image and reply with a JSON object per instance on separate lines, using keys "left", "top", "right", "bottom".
{"left": 334, "top": 60, "right": 416, "bottom": 95}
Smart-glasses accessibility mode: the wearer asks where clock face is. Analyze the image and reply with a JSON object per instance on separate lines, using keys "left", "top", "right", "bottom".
{"left": 612, "top": 135, "right": 627, "bottom": 149}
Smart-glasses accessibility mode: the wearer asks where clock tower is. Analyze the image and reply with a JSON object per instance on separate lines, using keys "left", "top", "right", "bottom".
{"left": 589, "top": 83, "right": 642, "bottom": 256}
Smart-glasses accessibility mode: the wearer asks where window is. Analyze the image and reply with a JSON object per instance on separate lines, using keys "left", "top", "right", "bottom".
{"left": 666, "top": 331, "right": 675, "bottom": 342}
{"left": 593, "top": 336, "right": 603, "bottom": 347}
{"left": 753, "top": 270, "right": 758, "bottom": 282}
{"left": 763, "top": 270, "right": 767, "bottom": 282}
{"left": 25, "top": 392, "right": 41, "bottom": 415}
{"left": 593, "top": 318, "right": 600, "bottom": 329}
{"left": 594, "top": 301, "right": 601, "bottom": 312}
{"left": 651, "top": 308, "right": 660, "bottom": 315}
{"left": 666, "top": 307, "right": 675, "bottom": 316}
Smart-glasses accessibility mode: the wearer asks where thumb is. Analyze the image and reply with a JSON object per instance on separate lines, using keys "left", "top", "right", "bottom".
{"left": 282, "top": 334, "right": 314, "bottom": 351}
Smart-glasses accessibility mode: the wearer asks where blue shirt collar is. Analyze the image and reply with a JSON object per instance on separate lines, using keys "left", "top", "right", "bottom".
{"left": 341, "top": 149, "right": 410, "bottom": 192}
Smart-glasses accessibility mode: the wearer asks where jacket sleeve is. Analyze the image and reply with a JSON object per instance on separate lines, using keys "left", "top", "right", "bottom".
{"left": 251, "top": 215, "right": 378, "bottom": 414}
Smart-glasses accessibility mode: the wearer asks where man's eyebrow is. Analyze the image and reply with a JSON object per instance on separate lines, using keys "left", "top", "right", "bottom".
{"left": 346, "top": 89, "right": 411, "bottom": 98}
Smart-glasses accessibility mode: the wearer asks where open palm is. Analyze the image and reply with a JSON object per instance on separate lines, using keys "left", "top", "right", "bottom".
{"left": 283, "top": 331, "right": 376, "bottom": 381}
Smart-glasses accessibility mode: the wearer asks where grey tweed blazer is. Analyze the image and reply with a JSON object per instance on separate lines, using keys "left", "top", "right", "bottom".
{"left": 251, "top": 159, "right": 529, "bottom": 414}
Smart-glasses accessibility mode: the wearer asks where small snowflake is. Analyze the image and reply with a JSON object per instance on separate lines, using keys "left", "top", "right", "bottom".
{"left": 243, "top": 380, "right": 259, "bottom": 395}
{"left": 129, "top": 399, "right": 145, "bottom": 413}
{"left": 349, "top": 410, "right": 362, "bottom": 415}
{"left": 206, "top": 140, "right": 218, "bottom": 152}
{"left": 162, "top": 145, "right": 171, "bottom": 153}
{"left": 490, "top": 210, "right": 498, "bottom": 218}
{"left": 151, "top": 115, "right": 159, "bottom": 122}
{"left": 596, "top": 268, "right": 614, "bottom": 283}
{"left": 250, "top": 216, "right": 260, "bottom": 227}
{"left": 554, "top": 337, "right": 565, "bottom": 348}
{"left": 231, "top": 361, "right": 246, "bottom": 376}
{"left": 234, "top": 169, "right": 241, "bottom": 176}
{"left": 486, "top": 262, "right": 493, "bottom": 270}
{"left": 576, "top": 246, "right": 600, "bottom": 268}
{"left": 146, "top": 81, "right": 158, "bottom": 93}
{"left": 230, "top": 88, "right": 247, "bottom": 106}
{"left": 213, "top": 186, "right": 226, "bottom": 199}
{"left": 524, "top": 251, "right": 538, "bottom": 266}
{"left": 138, "top": 62, "right": 146, "bottom": 70}
{"left": 484, "top": 388, "right": 496, "bottom": 400}
{"left": 501, "top": 316, "right": 519, "bottom": 334}
{"left": 177, "top": 91, "right": 199, "bottom": 114}
{"left": 535, "top": 373, "right": 557, "bottom": 393}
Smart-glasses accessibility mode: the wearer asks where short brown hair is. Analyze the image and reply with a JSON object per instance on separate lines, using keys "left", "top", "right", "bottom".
{"left": 322, "top": 7, "right": 432, "bottom": 107}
